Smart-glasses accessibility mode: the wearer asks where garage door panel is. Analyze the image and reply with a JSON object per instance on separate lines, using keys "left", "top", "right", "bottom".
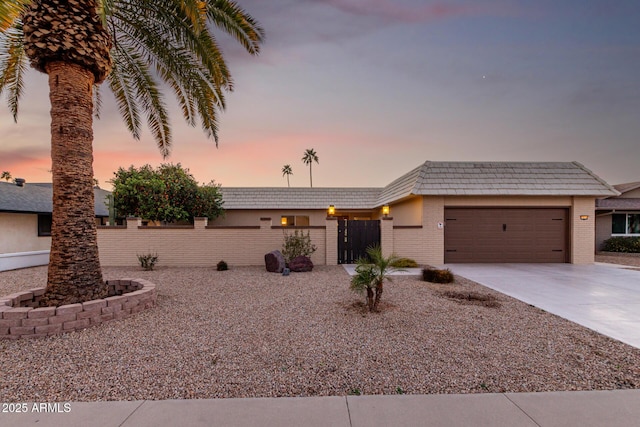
{"left": 444, "top": 208, "right": 568, "bottom": 263}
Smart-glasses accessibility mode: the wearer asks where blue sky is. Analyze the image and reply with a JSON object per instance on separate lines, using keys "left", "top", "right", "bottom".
{"left": 1, "top": 0, "right": 639, "bottom": 188}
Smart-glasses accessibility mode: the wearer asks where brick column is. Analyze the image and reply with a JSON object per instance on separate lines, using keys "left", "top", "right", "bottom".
{"left": 126, "top": 217, "right": 141, "bottom": 227}
{"left": 381, "top": 217, "right": 394, "bottom": 258}
{"left": 194, "top": 217, "right": 208, "bottom": 229}
{"left": 571, "top": 197, "right": 595, "bottom": 264}
{"left": 260, "top": 217, "right": 272, "bottom": 230}
{"left": 325, "top": 217, "right": 338, "bottom": 265}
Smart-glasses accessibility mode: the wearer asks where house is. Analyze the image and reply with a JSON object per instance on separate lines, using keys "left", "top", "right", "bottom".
{"left": 0, "top": 180, "right": 110, "bottom": 271}
{"left": 596, "top": 182, "right": 640, "bottom": 250}
{"left": 174, "top": 160, "right": 614, "bottom": 266}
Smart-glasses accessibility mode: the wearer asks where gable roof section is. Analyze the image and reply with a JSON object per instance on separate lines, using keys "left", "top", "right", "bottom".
{"left": 220, "top": 187, "right": 382, "bottom": 210}
{"left": 0, "top": 182, "right": 110, "bottom": 216}
{"left": 613, "top": 181, "right": 640, "bottom": 195}
{"left": 377, "top": 161, "right": 618, "bottom": 205}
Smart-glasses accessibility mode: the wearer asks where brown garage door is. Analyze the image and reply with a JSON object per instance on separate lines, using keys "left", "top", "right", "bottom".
{"left": 444, "top": 208, "right": 568, "bottom": 263}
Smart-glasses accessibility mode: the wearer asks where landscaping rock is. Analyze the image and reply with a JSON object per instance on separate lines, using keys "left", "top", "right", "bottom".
{"left": 264, "top": 250, "right": 285, "bottom": 273}
{"left": 288, "top": 255, "right": 313, "bottom": 272}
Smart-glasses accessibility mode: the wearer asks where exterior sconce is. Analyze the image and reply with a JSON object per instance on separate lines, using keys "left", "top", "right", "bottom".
{"left": 281, "top": 217, "right": 287, "bottom": 226}
{"left": 580, "top": 215, "right": 589, "bottom": 221}
{"left": 328, "top": 205, "right": 335, "bottom": 216}
{"left": 382, "top": 205, "right": 390, "bottom": 217}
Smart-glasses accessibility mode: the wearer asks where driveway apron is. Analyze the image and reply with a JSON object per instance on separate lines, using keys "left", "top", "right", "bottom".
{"left": 442, "top": 263, "right": 640, "bottom": 349}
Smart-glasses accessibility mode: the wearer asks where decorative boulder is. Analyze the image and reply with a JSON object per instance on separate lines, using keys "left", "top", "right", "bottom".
{"left": 288, "top": 255, "right": 314, "bottom": 272}
{"left": 265, "top": 250, "right": 286, "bottom": 273}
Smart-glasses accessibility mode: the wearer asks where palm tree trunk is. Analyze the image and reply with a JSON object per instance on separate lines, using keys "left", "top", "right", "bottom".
{"left": 373, "top": 282, "right": 383, "bottom": 311}
{"left": 309, "top": 163, "right": 313, "bottom": 188}
{"left": 366, "top": 287, "right": 374, "bottom": 311}
{"left": 287, "top": 175, "right": 290, "bottom": 187}
{"left": 41, "top": 61, "right": 107, "bottom": 306}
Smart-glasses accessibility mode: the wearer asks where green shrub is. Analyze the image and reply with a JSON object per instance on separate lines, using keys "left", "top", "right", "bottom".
{"left": 217, "top": 260, "right": 228, "bottom": 271}
{"left": 422, "top": 267, "right": 454, "bottom": 284}
{"left": 137, "top": 252, "right": 158, "bottom": 270}
{"left": 391, "top": 257, "right": 418, "bottom": 268}
{"left": 281, "top": 230, "right": 317, "bottom": 263}
{"left": 602, "top": 236, "right": 640, "bottom": 253}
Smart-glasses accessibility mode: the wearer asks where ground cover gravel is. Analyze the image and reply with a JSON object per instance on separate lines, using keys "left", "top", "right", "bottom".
{"left": 1, "top": 263, "right": 639, "bottom": 402}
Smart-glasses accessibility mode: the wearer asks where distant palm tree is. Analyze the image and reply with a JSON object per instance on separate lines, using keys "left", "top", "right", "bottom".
{"left": 302, "top": 148, "right": 319, "bottom": 188}
{"left": 0, "top": 1, "right": 264, "bottom": 306}
{"left": 282, "top": 164, "right": 293, "bottom": 187}
{"left": 1, "top": 171, "right": 11, "bottom": 182}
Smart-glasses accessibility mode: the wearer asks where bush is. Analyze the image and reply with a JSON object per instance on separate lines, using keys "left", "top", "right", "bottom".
{"left": 391, "top": 257, "right": 418, "bottom": 268}
{"left": 422, "top": 267, "right": 454, "bottom": 284}
{"left": 137, "top": 252, "right": 158, "bottom": 271}
{"left": 281, "top": 230, "right": 317, "bottom": 263}
{"left": 602, "top": 236, "right": 640, "bottom": 253}
{"left": 217, "top": 260, "right": 228, "bottom": 271}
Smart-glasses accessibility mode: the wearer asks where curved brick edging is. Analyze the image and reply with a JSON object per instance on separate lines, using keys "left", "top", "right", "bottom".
{"left": 0, "top": 279, "right": 156, "bottom": 340}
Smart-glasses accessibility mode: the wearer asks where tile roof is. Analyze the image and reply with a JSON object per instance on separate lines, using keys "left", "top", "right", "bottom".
{"left": 596, "top": 198, "right": 640, "bottom": 210}
{"left": 613, "top": 182, "right": 640, "bottom": 194}
{"left": 376, "top": 161, "right": 619, "bottom": 205}
{"left": 0, "top": 182, "right": 110, "bottom": 216}
{"left": 220, "top": 187, "right": 382, "bottom": 210}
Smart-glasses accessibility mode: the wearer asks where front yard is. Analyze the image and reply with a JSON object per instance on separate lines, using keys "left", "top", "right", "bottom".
{"left": 1, "top": 264, "right": 639, "bottom": 401}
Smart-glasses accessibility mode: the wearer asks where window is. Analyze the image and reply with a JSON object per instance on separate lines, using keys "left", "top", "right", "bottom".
{"left": 280, "top": 215, "right": 310, "bottom": 226}
{"left": 612, "top": 213, "right": 640, "bottom": 235}
{"left": 38, "top": 214, "right": 52, "bottom": 236}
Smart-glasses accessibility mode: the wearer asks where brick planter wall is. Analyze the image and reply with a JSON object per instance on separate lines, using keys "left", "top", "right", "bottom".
{"left": 0, "top": 279, "right": 156, "bottom": 340}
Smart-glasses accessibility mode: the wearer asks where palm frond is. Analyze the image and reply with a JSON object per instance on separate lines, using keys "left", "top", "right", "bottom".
{"left": 206, "top": 0, "right": 265, "bottom": 55}
{"left": 0, "top": 23, "right": 27, "bottom": 121}
{"left": 0, "top": 0, "right": 28, "bottom": 32}
{"left": 93, "top": 84, "right": 103, "bottom": 119}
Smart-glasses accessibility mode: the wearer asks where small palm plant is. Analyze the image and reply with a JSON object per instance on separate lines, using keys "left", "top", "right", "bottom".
{"left": 350, "top": 245, "right": 403, "bottom": 312}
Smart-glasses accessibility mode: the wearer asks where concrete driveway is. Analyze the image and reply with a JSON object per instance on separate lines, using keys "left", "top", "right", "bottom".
{"left": 442, "top": 263, "right": 640, "bottom": 350}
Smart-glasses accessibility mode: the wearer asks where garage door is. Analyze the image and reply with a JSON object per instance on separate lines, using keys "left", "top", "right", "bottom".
{"left": 444, "top": 208, "right": 568, "bottom": 263}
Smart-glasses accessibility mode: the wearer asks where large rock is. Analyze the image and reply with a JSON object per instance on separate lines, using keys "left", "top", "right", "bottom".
{"left": 265, "top": 250, "right": 286, "bottom": 273}
{"left": 288, "top": 255, "right": 314, "bottom": 272}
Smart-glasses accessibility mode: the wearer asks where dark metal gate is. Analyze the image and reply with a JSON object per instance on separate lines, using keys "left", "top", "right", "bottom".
{"left": 337, "top": 220, "right": 381, "bottom": 264}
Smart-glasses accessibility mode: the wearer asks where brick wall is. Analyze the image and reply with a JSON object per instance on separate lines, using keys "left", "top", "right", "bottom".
{"left": 97, "top": 217, "right": 327, "bottom": 267}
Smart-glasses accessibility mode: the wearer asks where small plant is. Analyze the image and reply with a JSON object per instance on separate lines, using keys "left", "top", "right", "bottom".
{"left": 391, "top": 257, "right": 418, "bottom": 268}
{"left": 281, "top": 229, "right": 317, "bottom": 263}
{"left": 350, "top": 245, "right": 403, "bottom": 312}
{"left": 602, "top": 236, "right": 640, "bottom": 253}
{"left": 422, "top": 267, "right": 454, "bottom": 284}
{"left": 396, "top": 386, "right": 405, "bottom": 394}
{"left": 137, "top": 252, "right": 158, "bottom": 271}
{"left": 216, "top": 260, "right": 228, "bottom": 271}
{"left": 348, "top": 388, "right": 361, "bottom": 396}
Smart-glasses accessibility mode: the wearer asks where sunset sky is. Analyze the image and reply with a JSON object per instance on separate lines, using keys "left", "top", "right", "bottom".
{"left": 1, "top": 0, "right": 639, "bottom": 190}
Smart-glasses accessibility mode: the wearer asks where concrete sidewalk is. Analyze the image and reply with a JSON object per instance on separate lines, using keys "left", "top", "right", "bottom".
{"left": 2, "top": 390, "right": 639, "bottom": 427}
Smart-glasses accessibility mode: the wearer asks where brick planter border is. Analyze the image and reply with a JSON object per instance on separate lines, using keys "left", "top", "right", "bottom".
{"left": 0, "top": 279, "right": 156, "bottom": 340}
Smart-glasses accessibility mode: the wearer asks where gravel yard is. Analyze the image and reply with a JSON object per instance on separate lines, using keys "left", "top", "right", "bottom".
{"left": 1, "top": 264, "right": 639, "bottom": 402}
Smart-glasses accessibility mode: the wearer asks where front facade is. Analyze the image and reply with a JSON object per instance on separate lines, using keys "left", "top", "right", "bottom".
{"left": 205, "top": 161, "right": 617, "bottom": 265}
{"left": 596, "top": 182, "right": 640, "bottom": 250}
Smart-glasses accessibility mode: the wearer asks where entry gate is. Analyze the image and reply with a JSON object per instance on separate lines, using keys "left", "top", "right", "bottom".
{"left": 337, "top": 220, "right": 381, "bottom": 264}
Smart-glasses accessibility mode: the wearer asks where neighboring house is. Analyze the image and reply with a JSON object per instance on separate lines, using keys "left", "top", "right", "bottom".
{"left": 0, "top": 180, "right": 110, "bottom": 271}
{"left": 596, "top": 182, "right": 640, "bottom": 250}
{"left": 201, "top": 161, "right": 616, "bottom": 265}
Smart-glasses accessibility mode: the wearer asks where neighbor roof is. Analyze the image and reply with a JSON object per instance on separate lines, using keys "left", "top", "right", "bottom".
{"left": 376, "top": 161, "right": 619, "bottom": 205}
{"left": 596, "top": 181, "right": 640, "bottom": 210}
{"left": 220, "top": 187, "right": 382, "bottom": 210}
{"left": 613, "top": 181, "right": 640, "bottom": 194}
{"left": 0, "top": 181, "right": 110, "bottom": 216}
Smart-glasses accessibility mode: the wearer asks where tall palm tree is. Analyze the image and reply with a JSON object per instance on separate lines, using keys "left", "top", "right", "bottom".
{"left": 301, "top": 148, "right": 318, "bottom": 188}
{"left": 0, "top": 1, "right": 264, "bottom": 306}
{"left": 281, "top": 164, "right": 292, "bottom": 187}
{"left": 1, "top": 171, "right": 12, "bottom": 181}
